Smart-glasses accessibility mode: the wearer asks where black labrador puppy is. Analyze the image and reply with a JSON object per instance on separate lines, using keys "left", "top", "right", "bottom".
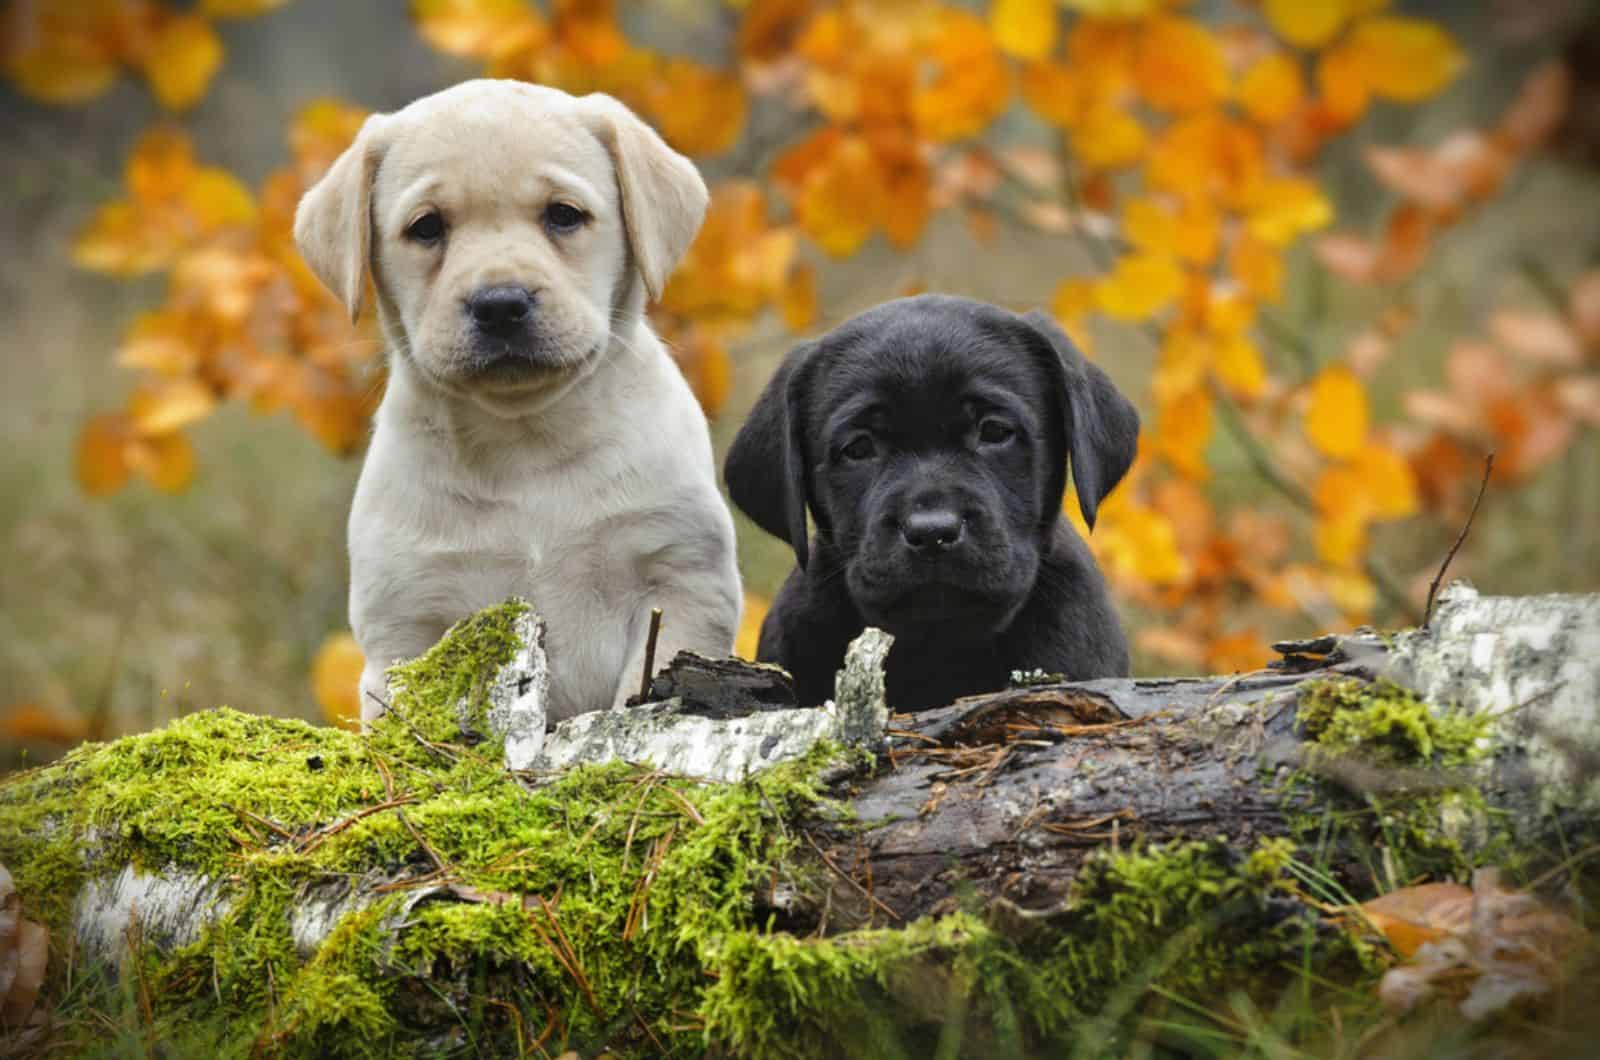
{"left": 724, "top": 294, "right": 1140, "bottom": 711}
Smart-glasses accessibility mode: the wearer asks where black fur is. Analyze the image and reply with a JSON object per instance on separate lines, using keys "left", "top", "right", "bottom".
{"left": 724, "top": 294, "right": 1141, "bottom": 711}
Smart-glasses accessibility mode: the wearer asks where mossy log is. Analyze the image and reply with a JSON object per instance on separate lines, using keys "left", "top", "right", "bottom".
{"left": 1, "top": 585, "right": 1596, "bottom": 1058}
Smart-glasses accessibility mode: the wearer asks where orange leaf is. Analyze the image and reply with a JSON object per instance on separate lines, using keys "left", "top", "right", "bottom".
{"left": 411, "top": 0, "right": 544, "bottom": 58}
{"left": 780, "top": 263, "right": 817, "bottom": 332}
{"left": 129, "top": 379, "right": 217, "bottom": 436}
{"left": 911, "top": 10, "right": 1012, "bottom": 143}
{"left": 1263, "top": 0, "right": 1350, "bottom": 50}
{"left": 1358, "top": 883, "right": 1474, "bottom": 958}
{"left": 1304, "top": 364, "right": 1367, "bottom": 459}
{"left": 1344, "top": 16, "right": 1465, "bottom": 103}
{"left": 1071, "top": 103, "right": 1146, "bottom": 169}
{"left": 1207, "top": 632, "right": 1270, "bottom": 675}
{"left": 132, "top": 431, "right": 197, "bottom": 493}
{"left": 0, "top": 702, "right": 88, "bottom": 747}
{"left": 736, "top": 593, "right": 770, "bottom": 661}
{"left": 312, "top": 631, "right": 365, "bottom": 730}
{"left": 201, "top": 0, "right": 293, "bottom": 14}
{"left": 1316, "top": 41, "right": 1370, "bottom": 125}
{"left": 645, "top": 60, "right": 746, "bottom": 157}
{"left": 1230, "top": 232, "right": 1284, "bottom": 302}
{"left": 1244, "top": 176, "right": 1333, "bottom": 246}
{"left": 76, "top": 413, "right": 134, "bottom": 496}
{"left": 990, "top": 0, "right": 1057, "bottom": 61}
{"left": 141, "top": 14, "right": 223, "bottom": 111}
{"left": 127, "top": 127, "right": 199, "bottom": 203}
{"left": 1237, "top": 51, "right": 1304, "bottom": 126}
{"left": 797, "top": 136, "right": 884, "bottom": 257}
{"left": 1020, "top": 61, "right": 1085, "bottom": 127}
{"left": 1124, "top": 195, "right": 1220, "bottom": 266}
{"left": 290, "top": 98, "right": 371, "bottom": 178}
{"left": 1153, "top": 389, "right": 1214, "bottom": 480}
{"left": 1094, "top": 252, "right": 1184, "bottom": 320}
{"left": 3, "top": 32, "right": 120, "bottom": 105}
{"left": 116, "top": 312, "right": 200, "bottom": 376}
{"left": 1135, "top": 15, "right": 1228, "bottom": 114}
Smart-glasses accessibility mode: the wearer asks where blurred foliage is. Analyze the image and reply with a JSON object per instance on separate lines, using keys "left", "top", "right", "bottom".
{"left": 2, "top": 0, "right": 1597, "bottom": 731}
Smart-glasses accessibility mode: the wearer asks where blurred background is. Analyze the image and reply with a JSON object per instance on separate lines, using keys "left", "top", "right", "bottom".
{"left": 2, "top": 0, "right": 1597, "bottom": 762}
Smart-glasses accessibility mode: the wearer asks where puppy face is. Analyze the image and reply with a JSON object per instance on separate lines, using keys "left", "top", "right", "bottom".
{"left": 294, "top": 80, "right": 707, "bottom": 417}
{"left": 726, "top": 295, "right": 1139, "bottom": 634}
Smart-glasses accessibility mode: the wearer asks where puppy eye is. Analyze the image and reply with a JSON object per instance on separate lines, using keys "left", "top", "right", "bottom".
{"left": 840, "top": 435, "right": 877, "bottom": 462}
{"left": 544, "top": 202, "right": 588, "bottom": 233}
{"left": 977, "top": 419, "right": 1015, "bottom": 445}
{"left": 405, "top": 211, "right": 445, "bottom": 243}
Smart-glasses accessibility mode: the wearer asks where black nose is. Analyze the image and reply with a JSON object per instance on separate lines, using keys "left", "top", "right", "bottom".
{"left": 469, "top": 286, "right": 535, "bottom": 337}
{"left": 902, "top": 509, "right": 964, "bottom": 551}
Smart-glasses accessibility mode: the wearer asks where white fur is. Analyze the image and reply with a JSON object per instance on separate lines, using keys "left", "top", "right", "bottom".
{"left": 295, "top": 80, "right": 740, "bottom": 723}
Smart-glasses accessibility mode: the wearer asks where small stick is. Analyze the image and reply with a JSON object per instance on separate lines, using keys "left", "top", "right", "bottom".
{"left": 638, "top": 607, "right": 664, "bottom": 701}
{"left": 1424, "top": 453, "right": 1494, "bottom": 629}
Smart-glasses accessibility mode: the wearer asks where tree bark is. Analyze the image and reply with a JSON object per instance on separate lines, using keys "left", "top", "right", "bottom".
{"left": 8, "top": 584, "right": 1599, "bottom": 969}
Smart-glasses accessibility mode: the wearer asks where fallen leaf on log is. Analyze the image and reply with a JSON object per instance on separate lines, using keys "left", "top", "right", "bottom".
{"left": 0, "top": 861, "right": 48, "bottom": 1040}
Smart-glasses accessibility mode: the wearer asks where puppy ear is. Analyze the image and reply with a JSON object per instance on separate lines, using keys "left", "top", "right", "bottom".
{"left": 293, "top": 114, "right": 389, "bottom": 323}
{"left": 582, "top": 94, "right": 709, "bottom": 304}
{"left": 1020, "top": 310, "right": 1140, "bottom": 529}
{"left": 725, "top": 341, "right": 821, "bottom": 570}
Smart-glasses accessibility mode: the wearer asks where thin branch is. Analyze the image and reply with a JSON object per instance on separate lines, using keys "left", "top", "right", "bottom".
{"left": 638, "top": 607, "right": 664, "bottom": 701}
{"left": 1424, "top": 453, "right": 1494, "bottom": 629}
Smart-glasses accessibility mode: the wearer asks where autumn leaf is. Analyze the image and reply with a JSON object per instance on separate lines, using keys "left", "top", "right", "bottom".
{"left": 412, "top": 0, "right": 544, "bottom": 58}
{"left": 989, "top": 0, "right": 1056, "bottom": 61}
{"left": 142, "top": 14, "right": 224, "bottom": 110}
{"left": 312, "top": 631, "right": 365, "bottom": 730}
{"left": 1135, "top": 15, "right": 1228, "bottom": 114}
{"left": 201, "top": 0, "right": 294, "bottom": 15}
{"left": 1237, "top": 50, "right": 1304, "bottom": 125}
{"left": 76, "top": 413, "right": 135, "bottom": 497}
{"left": 1304, "top": 364, "right": 1368, "bottom": 459}
{"left": 1345, "top": 16, "right": 1465, "bottom": 104}
{"left": 736, "top": 593, "right": 770, "bottom": 660}
{"left": 0, "top": 702, "right": 89, "bottom": 746}
{"left": 1263, "top": 0, "right": 1350, "bottom": 50}
{"left": 779, "top": 262, "right": 817, "bottom": 332}
{"left": 644, "top": 60, "right": 746, "bottom": 157}
{"left": 1095, "top": 251, "right": 1185, "bottom": 320}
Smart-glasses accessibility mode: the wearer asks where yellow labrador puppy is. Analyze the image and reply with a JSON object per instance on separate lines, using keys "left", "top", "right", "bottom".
{"left": 294, "top": 80, "right": 741, "bottom": 723}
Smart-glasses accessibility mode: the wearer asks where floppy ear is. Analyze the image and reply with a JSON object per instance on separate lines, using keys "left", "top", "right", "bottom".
{"left": 582, "top": 94, "right": 709, "bottom": 304}
{"left": 724, "top": 341, "right": 821, "bottom": 570}
{"left": 293, "top": 114, "right": 389, "bottom": 323}
{"left": 1019, "top": 310, "right": 1140, "bottom": 530}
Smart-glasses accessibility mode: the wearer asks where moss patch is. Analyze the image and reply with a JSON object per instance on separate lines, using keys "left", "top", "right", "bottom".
{"left": 1288, "top": 677, "right": 1504, "bottom": 886}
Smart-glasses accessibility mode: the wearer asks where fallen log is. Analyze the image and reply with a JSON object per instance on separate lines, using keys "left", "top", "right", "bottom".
{"left": 0, "top": 583, "right": 1595, "bottom": 1058}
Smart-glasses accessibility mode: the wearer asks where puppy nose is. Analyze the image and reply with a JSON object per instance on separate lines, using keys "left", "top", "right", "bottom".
{"left": 469, "top": 285, "right": 535, "bottom": 336}
{"left": 902, "top": 509, "right": 964, "bottom": 551}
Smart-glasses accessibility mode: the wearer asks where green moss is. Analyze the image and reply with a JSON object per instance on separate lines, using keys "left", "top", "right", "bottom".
{"left": 1287, "top": 677, "right": 1504, "bottom": 885}
{"left": 0, "top": 614, "right": 1447, "bottom": 1058}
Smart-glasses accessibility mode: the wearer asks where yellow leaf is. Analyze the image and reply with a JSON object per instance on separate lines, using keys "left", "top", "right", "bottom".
{"left": 1021, "top": 61, "right": 1085, "bottom": 127}
{"left": 1304, "top": 364, "right": 1367, "bottom": 459}
{"left": 290, "top": 98, "right": 371, "bottom": 176}
{"left": 76, "top": 414, "right": 134, "bottom": 497}
{"left": 1097, "top": 502, "right": 1189, "bottom": 586}
{"left": 1061, "top": 0, "right": 1164, "bottom": 18}
{"left": 1153, "top": 329, "right": 1208, "bottom": 405}
{"left": 1263, "top": 0, "right": 1351, "bottom": 49}
{"left": 1146, "top": 112, "right": 1264, "bottom": 209}
{"left": 1237, "top": 51, "right": 1304, "bottom": 125}
{"left": 201, "top": 0, "right": 292, "bottom": 15}
{"left": 1348, "top": 441, "right": 1418, "bottom": 519}
{"left": 911, "top": 10, "right": 1012, "bottom": 143}
{"left": 1230, "top": 232, "right": 1284, "bottom": 302}
{"left": 1123, "top": 195, "right": 1219, "bottom": 265}
{"left": 411, "top": 0, "right": 543, "bottom": 58}
{"left": 1317, "top": 40, "right": 1371, "bottom": 124}
{"left": 797, "top": 136, "right": 884, "bottom": 257}
{"left": 1135, "top": 15, "right": 1228, "bottom": 114}
{"left": 129, "top": 378, "right": 218, "bottom": 436}
{"left": 1245, "top": 176, "right": 1333, "bottom": 246}
{"left": 645, "top": 60, "right": 746, "bottom": 157}
{"left": 1154, "top": 389, "right": 1214, "bottom": 480}
{"left": 4, "top": 37, "right": 119, "bottom": 105}
{"left": 133, "top": 431, "right": 197, "bottom": 493}
{"left": 311, "top": 632, "right": 365, "bottom": 731}
{"left": 991, "top": 0, "right": 1057, "bottom": 61}
{"left": 186, "top": 168, "right": 257, "bottom": 229}
{"left": 1095, "top": 252, "right": 1185, "bottom": 320}
{"left": 142, "top": 14, "right": 224, "bottom": 111}
{"left": 117, "top": 312, "right": 199, "bottom": 376}
{"left": 1213, "top": 333, "right": 1266, "bottom": 399}
{"left": 1052, "top": 276, "right": 1097, "bottom": 325}
{"left": 1072, "top": 103, "right": 1146, "bottom": 169}
{"left": 780, "top": 263, "right": 817, "bottom": 332}
{"left": 1345, "top": 16, "right": 1465, "bottom": 103}
{"left": 735, "top": 593, "right": 769, "bottom": 661}
{"left": 127, "top": 127, "right": 198, "bottom": 203}
{"left": 73, "top": 201, "right": 171, "bottom": 276}
{"left": 1313, "top": 507, "right": 1369, "bottom": 567}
